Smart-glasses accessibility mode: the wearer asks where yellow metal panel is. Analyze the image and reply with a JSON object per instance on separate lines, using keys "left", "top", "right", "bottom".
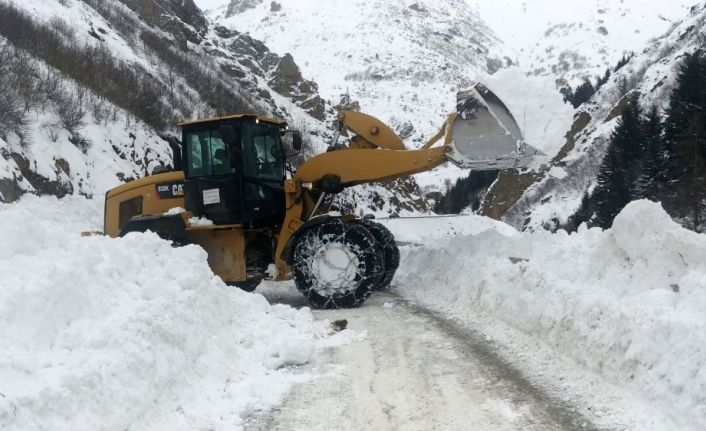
{"left": 338, "top": 111, "right": 405, "bottom": 150}
{"left": 106, "top": 170, "right": 184, "bottom": 199}
{"left": 189, "top": 228, "right": 246, "bottom": 283}
{"left": 104, "top": 171, "right": 186, "bottom": 237}
{"left": 294, "top": 147, "right": 447, "bottom": 185}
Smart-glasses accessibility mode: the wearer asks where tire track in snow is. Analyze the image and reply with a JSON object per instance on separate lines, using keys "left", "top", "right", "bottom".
{"left": 249, "top": 285, "right": 604, "bottom": 431}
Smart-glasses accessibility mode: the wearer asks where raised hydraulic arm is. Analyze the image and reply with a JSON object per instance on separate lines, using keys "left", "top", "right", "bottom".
{"left": 272, "top": 83, "right": 546, "bottom": 278}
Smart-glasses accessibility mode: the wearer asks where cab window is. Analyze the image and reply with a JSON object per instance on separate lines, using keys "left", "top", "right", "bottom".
{"left": 184, "top": 129, "right": 234, "bottom": 177}
{"left": 242, "top": 124, "right": 284, "bottom": 182}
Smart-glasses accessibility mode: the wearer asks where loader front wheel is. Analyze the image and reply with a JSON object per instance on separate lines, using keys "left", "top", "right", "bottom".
{"left": 293, "top": 219, "right": 384, "bottom": 309}
{"left": 357, "top": 220, "right": 399, "bottom": 290}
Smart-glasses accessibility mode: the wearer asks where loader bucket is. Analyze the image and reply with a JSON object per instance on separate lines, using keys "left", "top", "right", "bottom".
{"left": 446, "top": 83, "right": 546, "bottom": 170}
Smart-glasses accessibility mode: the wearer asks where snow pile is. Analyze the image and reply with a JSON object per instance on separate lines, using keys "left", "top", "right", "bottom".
{"left": 378, "top": 214, "right": 515, "bottom": 244}
{"left": 0, "top": 196, "right": 329, "bottom": 431}
{"left": 394, "top": 200, "right": 706, "bottom": 427}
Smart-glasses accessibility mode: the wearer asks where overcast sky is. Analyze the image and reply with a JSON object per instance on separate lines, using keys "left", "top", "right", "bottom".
{"left": 193, "top": 0, "right": 225, "bottom": 11}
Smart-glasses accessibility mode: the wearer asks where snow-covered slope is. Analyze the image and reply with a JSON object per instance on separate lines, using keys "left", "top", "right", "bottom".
{"left": 473, "top": 0, "right": 697, "bottom": 87}
{"left": 207, "top": 0, "right": 512, "bottom": 190}
{"left": 0, "top": 0, "right": 428, "bottom": 215}
{"left": 211, "top": 0, "right": 505, "bottom": 143}
{"left": 207, "top": 0, "right": 698, "bottom": 199}
{"left": 393, "top": 200, "right": 706, "bottom": 431}
{"left": 0, "top": 195, "right": 345, "bottom": 431}
{"left": 496, "top": 2, "right": 706, "bottom": 230}
{"left": 0, "top": 0, "right": 314, "bottom": 200}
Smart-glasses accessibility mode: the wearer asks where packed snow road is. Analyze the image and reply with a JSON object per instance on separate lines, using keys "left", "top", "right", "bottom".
{"left": 249, "top": 285, "right": 600, "bottom": 431}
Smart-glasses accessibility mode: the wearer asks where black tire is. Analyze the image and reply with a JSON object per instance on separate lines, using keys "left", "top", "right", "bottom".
{"left": 357, "top": 220, "right": 399, "bottom": 290}
{"left": 157, "top": 233, "right": 190, "bottom": 247}
{"left": 228, "top": 280, "right": 261, "bottom": 292}
{"left": 293, "top": 219, "right": 384, "bottom": 309}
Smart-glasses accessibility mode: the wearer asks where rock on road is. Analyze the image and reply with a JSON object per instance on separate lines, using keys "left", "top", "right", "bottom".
{"left": 248, "top": 284, "right": 603, "bottom": 431}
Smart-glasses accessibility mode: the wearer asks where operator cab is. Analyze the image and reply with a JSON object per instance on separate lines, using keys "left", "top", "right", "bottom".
{"left": 179, "top": 115, "right": 294, "bottom": 227}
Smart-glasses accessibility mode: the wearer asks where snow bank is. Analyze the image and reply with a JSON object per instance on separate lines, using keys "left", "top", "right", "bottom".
{"left": 394, "top": 200, "right": 706, "bottom": 427}
{"left": 0, "top": 196, "right": 329, "bottom": 431}
{"left": 378, "top": 214, "right": 516, "bottom": 244}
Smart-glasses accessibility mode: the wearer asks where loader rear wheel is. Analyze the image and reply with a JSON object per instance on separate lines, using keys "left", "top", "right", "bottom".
{"left": 293, "top": 219, "right": 384, "bottom": 309}
{"left": 357, "top": 220, "right": 399, "bottom": 290}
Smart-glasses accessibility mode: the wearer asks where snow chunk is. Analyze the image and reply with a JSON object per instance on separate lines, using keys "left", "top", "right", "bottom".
{"left": 188, "top": 215, "right": 214, "bottom": 226}
{"left": 377, "top": 214, "right": 516, "bottom": 244}
{"left": 547, "top": 166, "right": 568, "bottom": 179}
{"left": 164, "top": 206, "right": 185, "bottom": 216}
{"left": 269, "top": 336, "right": 316, "bottom": 369}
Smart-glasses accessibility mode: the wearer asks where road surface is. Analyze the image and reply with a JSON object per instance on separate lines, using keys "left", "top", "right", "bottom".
{"left": 247, "top": 284, "right": 602, "bottom": 431}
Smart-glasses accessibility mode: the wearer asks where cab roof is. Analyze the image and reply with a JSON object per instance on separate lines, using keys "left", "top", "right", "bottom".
{"left": 177, "top": 114, "right": 286, "bottom": 127}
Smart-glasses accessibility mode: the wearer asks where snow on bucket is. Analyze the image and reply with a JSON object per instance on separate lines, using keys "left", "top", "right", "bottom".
{"left": 447, "top": 83, "right": 546, "bottom": 170}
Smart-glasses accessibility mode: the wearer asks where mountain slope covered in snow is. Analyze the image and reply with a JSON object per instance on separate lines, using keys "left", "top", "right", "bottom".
{"left": 208, "top": 0, "right": 514, "bottom": 190}
{"left": 208, "top": 0, "right": 700, "bottom": 203}
{"left": 0, "top": 0, "right": 429, "bottom": 215}
{"left": 473, "top": 0, "right": 696, "bottom": 87}
{"left": 491, "top": 1, "right": 706, "bottom": 230}
{"left": 0, "top": 0, "right": 319, "bottom": 201}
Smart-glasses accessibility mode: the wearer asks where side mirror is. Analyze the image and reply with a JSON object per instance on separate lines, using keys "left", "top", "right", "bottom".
{"left": 158, "top": 133, "right": 181, "bottom": 171}
{"left": 292, "top": 131, "right": 302, "bottom": 152}
{"left": 282, "top": 130, "right": 302, "bottom": 157}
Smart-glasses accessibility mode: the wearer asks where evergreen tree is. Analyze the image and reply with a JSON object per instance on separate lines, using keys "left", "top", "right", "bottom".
{"left": 560, "top": 85, "right": 574, "bottom": 105}
{"left": 593, "top": 92, "right": 643, "bottom": 228}
{"left": 662, "top": 52, "right": 703, "bottom": 182}
{"left": 614, "top": 53, "right": 633, "bottom": 72}
{"left": 565, "top": 190, "right": 594, "bottom": 231}
{"left": 433, "top": 170, "right": 499, "bottom": 214}
{"left": 596, "top": 68, "right": 611, "bottom": 90}
{"left": 617, "top": 76, "right": 630, "bottom": 97}
{"left": 568, "top": 79, "right": 596, "bottom": 108}
{"left": 634, "top": 105, "right": 663, "bottom": 199}
{"left": 659, "top": 51, "right": 706, "bottom": 230}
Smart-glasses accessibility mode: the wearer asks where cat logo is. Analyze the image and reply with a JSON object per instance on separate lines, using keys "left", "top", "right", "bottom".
{"left": 155, "top": 181, "right": 185, "bottom": 199}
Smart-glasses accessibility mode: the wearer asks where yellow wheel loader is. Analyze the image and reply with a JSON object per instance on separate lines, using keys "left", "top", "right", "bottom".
{"left": 103, "top": 83, "right": 543, "bottom": 308}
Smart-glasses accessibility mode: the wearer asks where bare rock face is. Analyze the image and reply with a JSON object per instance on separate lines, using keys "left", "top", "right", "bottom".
{"left": 269, "top": 54, "right": 304, "bottom": 96}
{"left": 120, "top": 0, "right": 207, "bottom": 45}
{"left": 268, "top": 54, "right": 326, "bottom": 120}
{"left": 0, "top": 178, "right": 23, "bottom": 203}
{"left": 328, "top": 177, "right": 430, "bottom": 216}
{"left": 9, "top": 153, "right": 73, "bottom": 198}
{"left": 334, "top": 93, "right": 361, "bottom": 112}
{"left": 552, "top": 111, "right": 592, "bottom": 163}
{"left": 226, "top": 0, "right": 263, "bottom": 17}
{"left": 480, "top": 170, "right": 539, "bottom": 220}
{"left": 204, "top": 27, "right": 328, "bottom": 121}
